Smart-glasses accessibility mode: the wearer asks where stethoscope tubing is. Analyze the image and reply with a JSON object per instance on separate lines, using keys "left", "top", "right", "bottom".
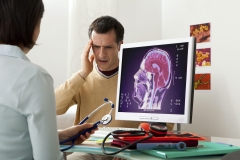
{"left": 101, "top": 131, "right": 153, "bottom": 155}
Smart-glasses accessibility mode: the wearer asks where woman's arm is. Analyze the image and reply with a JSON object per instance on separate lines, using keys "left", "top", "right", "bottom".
{"left": 58, "top": 123, "right": 96, "bottom": 145}
{"left": 19, "top": 71, "right": 63, "bottom": 160}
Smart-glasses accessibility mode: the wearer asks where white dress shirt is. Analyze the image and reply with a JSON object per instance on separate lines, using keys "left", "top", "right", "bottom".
{"left": 0, "top": 45, "right": 63, "bottom": 160}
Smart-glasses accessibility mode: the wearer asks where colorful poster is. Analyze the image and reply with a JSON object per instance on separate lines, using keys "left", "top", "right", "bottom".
{"left": 196, "top": 48, "right": 211, "bottom": 67}
{"left": 190, "top": 23, "right": 211, "bottom": 43}
{"left": 194, "top": 73, "right": 211, "bottom": 90}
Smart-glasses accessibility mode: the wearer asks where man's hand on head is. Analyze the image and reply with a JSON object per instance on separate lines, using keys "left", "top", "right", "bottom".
{"left": 78, "top": 39, "right": 94, "bottom": 79}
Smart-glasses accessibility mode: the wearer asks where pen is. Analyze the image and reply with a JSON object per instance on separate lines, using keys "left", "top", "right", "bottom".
{"left": 215, "top": 142, "right": 233, "bottom": 146}
{"left": 137, "top": 141, "right": 186, "bottom": 151}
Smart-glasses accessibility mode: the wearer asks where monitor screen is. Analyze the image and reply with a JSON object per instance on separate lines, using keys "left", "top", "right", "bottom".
{"left": 115, "top": 37, "right": 196, "bottom": 124}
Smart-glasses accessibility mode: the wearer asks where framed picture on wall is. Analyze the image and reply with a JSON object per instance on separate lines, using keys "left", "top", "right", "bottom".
{"left": 194, "top": 73, "right": 211, "bottom": 90}
{"left": 190, "top": 23, "right": 211, "bottom": 43}
{"left": 195, "top": 48, "right": 211, "bottom": 67}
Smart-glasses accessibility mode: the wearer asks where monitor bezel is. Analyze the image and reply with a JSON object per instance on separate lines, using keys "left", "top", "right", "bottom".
{"left": 115, "top": 37, "right": 196, "bottom": 124}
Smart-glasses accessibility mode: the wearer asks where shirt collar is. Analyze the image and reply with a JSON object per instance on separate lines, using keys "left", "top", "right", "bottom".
{"left": 95, "top": 65, "right": 118, "bottom": 79}
{"left": 0, "top": 44, "right": 30, "bottom": 61}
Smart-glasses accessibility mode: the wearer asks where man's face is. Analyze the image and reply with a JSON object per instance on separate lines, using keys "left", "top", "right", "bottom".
{"left": 91, "top": 29, "right": 122, "bottom": 71}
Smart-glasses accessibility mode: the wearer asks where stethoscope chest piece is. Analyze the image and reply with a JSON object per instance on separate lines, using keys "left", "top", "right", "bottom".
{"left": 102, "top": 114, "right": 112, "bottom": 125}
{"left": 60, "top": 98, "right": 114, "bottom": 152}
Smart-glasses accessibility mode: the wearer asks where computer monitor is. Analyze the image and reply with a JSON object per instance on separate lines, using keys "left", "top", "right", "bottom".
{"left": 115, "top": 37, "right": 196, "bottom": 124}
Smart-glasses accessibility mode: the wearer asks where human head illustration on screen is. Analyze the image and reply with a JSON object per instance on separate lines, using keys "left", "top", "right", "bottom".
{"left": 132, "top": 48, "right": 172, "bottom": 110}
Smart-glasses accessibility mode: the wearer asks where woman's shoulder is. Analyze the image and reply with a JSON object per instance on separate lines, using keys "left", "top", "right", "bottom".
{"left": 20, "top": 60, "right": 52, "bottom": 81}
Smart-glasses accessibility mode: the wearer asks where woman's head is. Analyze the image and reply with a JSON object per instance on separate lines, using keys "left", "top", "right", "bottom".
{"left": 0, "top": 0, "right": 44, "bottom": 50}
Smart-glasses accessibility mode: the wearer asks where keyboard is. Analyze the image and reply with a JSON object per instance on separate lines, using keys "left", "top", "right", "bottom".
{"left": 91, "top": 127, "right": 141, "bottom": 139}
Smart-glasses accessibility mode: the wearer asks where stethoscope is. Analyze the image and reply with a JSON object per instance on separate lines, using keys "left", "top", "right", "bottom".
{"left": 60, "top": 98, "right": 114, "bottom": 152}
{"left": 101, "top": 123, "right": 169, "bottom": 155}
{"left": 101, "top": 123, "right": 191, "bottom": 155}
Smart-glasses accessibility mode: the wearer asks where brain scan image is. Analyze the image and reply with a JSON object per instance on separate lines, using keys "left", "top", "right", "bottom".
{"left": 119, "top": 42, "right": 189, "bottom": 115}
{"left": 132, "top": 48, "right": 172, "bottom": 110}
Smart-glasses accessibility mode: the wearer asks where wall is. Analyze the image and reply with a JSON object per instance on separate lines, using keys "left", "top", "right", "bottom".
{"left": 67, "top": 0, "right": 162, "bottom": 77}
{"left": 28, "top": 0, "right": 69, "bottom": 88}
{"left": 67, "top": 0, "right": 117, "bottom": 77}
{"left": 116, "top": 0, "right": 162, "bottom": 43}
{"left": 26, "top": 0, "right": 240, "bottom": 139}
{"left": 27, "top": 0, "right": 162, "bottom": 86}
{"left": 162, "top": 0, "right": 240, "bottom": 139}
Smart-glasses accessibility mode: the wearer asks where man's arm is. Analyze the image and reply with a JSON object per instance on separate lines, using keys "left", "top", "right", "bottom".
{"left": 55, "top": 73, "right": 85, "bottom": 115}
{"left": 167, "top": 123, "right": 174, "bottom": 131}
{"left": 55, "top": 40, "right": 94, "bottom": 115}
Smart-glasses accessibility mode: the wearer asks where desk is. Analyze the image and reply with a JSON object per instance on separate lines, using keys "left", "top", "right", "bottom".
{"left": 62, "top": 137, "right": 240, "bottom": 160}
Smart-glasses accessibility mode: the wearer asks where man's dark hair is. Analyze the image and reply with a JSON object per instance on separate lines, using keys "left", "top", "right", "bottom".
{"left": 0, "top": 0, "right": 44, "bottom": 49}
{"left": 88, "top": 15, "right": 124, "bottom": 43}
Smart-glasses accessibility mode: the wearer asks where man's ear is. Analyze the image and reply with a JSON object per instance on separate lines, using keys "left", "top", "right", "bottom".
{"left": 118, "top": 41, "right": 123, "bottom": 51}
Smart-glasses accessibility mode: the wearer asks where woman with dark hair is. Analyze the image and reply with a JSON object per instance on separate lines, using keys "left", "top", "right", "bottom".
{"left": 0, "top": 0, "right": 94, "bottom": 159}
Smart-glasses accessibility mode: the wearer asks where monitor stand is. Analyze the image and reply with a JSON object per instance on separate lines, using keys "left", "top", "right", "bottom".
{"left": 177, "top": 123, "right": 181, "bottom": 134}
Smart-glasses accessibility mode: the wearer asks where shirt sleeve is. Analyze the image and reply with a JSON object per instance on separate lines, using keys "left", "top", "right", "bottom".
{"left": 18, "top": 71, "right": 63, "bottom": 160}
{"left": 167, "top": 123, "right": 175, "bottom": 131}
{"left": 55, "top": 73, "right": 85, "bottom": 115}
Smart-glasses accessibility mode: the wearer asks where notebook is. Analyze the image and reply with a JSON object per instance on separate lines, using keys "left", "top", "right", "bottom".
{"left": 139, "top": 141, "right": 240, "bottom": 159}
{"left": 119, "top": 132, "right": 206, "bottom": 142}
